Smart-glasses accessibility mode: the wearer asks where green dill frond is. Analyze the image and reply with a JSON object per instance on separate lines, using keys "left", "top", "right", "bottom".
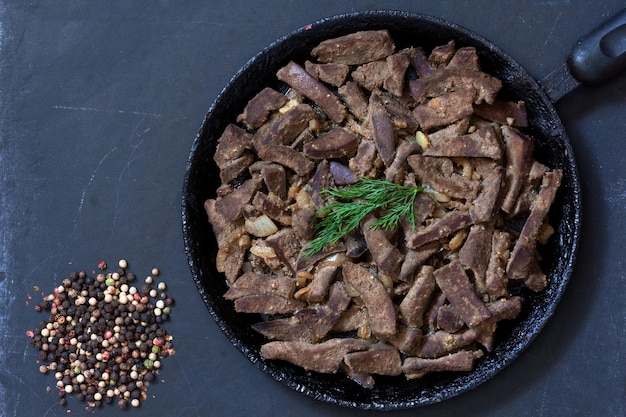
{"left": 303, "top": 178, "right": 423, "bottom": 257}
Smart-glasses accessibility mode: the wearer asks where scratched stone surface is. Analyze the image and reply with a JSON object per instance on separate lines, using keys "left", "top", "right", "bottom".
{"left": 0, "top": 2, "right": 625, "bottom": 417}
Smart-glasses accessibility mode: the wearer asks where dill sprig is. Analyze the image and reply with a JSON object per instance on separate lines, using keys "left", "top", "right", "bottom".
{"left": 303, "top": 178, "right": 423, "bottom": 257}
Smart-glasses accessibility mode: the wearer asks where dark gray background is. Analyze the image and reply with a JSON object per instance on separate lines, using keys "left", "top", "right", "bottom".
{"left": 1, "top": 1, "right": 625, "bottom": 416}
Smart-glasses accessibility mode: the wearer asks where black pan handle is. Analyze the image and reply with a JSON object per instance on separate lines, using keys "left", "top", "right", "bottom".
{"left": 541, "top": 9, "right": 626, "bottom": 102}
{"left": 568, "top": 8, "right": 626, "bottom": 83}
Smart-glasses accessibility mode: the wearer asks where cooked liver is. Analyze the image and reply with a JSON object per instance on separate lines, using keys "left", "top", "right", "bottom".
{"left": 260, "top": 338, "right": 368, "bottom": 374}
{"left": 311, "top": 30, "right": 395, "bottom": 65}
{"left": 433, "top": 260, "right": 492, "bottom": 328}
{"left": 423, "top": 126, "right": 503, "bottom": 160}
{"left": 342, "top": 261, "right": 397, "bottom": 339}
{"left": 399, "top": 265, "right": 436, "bottom": 328}
{"left": 252, "top": 282, "right": 350, "bottom": 342}
{"left": 361, "top": 213, "right": 404, "bottom": 274}
{"left": 403, "top": 350, "right": 475, "bottom": 375}
{"left": 368, "top": 93, "right": 397, "bottom": 167}
{"left": 304, "top": 60, "right": 350, "bottom": 87}
{"left": 302, "top": 127, "right": 359, "bottom": 160}
{"left": 507, "top": 170, "right": 563, "bottom": 281}
{"left": 337, "top": 81, "right": 369, "bottom": 121}
{"left": 345, "top": 343, "right": 403, "bottom": 376}
{"left": 207, "top": 32, "right": 564, "bottom": 385}
{"left": 237, "top": 87, "right": 288, "bottom": 130}
{"left": 276, "top": 61, "right": 346, "bottom": 123}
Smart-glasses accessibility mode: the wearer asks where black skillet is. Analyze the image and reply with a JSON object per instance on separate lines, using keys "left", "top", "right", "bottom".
{"left": 182, "top": 10, "right": 626, "bottom": 410}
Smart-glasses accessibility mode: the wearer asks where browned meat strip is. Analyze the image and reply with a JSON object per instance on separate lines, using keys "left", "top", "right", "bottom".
{"left": 436, "top": 304, "right": 465, "bottom": 333}
{"left": 459, "top": 222, "right": 494, "bottom": 286}
{"left": 423, "top": 126, "right": 503, "bottom": 160}
{"left": 265, "top": 228, "right": 301, "bottom": 275}
{"left": 361, "top": 213, "right": 404, "bottom": 274}
{"left": 204, "top": 199, "right": 247, "bottom": 284}
{"left": 409, "top": 68, "right": 502, "bottom": 105}
{"left": 252, "top": 103, "right": 317, "bottom": 149}
{"left": 374, "top": 90, "right": 420, "bottom": 133}
{"left": 306, "top": 265, "right": 338, "bottom": 303}
{"left": 214, "top": 176, "right": 263, "bottom": 222}
{"left": 352, "top": 60, "right": 388, "bottom": 91}
{"left": 291, "top": 207, "right": 315, "bottom": 241}
{"left": 237, "top": 87, "right": 288, "bottom": 130}
{"left": 290, "top": 126, "right": 315, "bottom": 151}
{"left": 426, "top": 292, "right": 447, "bottom": 331}
{"left": 331, "top": 304, "right": 368, "bottom": 333}
{"left": 252, "top": 192, "right": 289, "bottom": 224}
{"left": 224, "top": 271, "right": 297, "bottom": 300}
{"left": 311, "top": 30, "right": 395, "bottom": 65}
{"left": 345, "top": 228, "right": 368, "bottom": 258}
{"left": 219, "top": 245, "right": 246, "bottom": 285}
{"left": 304, "top": 60, "right": 350, "bottom": 87}
{"left": 214, "top": 124, "right": 253, "bottom": 168}
{"left": 475, "top": 296, "right": 525, "bottom": 351}
{"left": 386, "top": 326, "right": 422, "bottom": 355}
{"left": 345, "top": 343, "right": 402, "bottom": 376}
{"left": 507, "top": 169, "right": 562, "bottom": 280}
{"left": 427, "top": 117, "right": 471, "bottom": 147}
{"left": 474, "top": 99, "right": 528, "bottom": 127}
{"left": 342, "top": 261, "right": 397, "bottom": 339}
{"left": 486, "top": 296, "right": 523, "bottom": 321}
{"left": 383, "top": 51, "right": 410, "bottom": 97}
{"left": 260, "top": 163, "right": 287, "bottom": 199}
{"left": 218, "top": 153, "right": 255, "bottom": 184}
{"left": 501, "top": 126, "right": 535, "bottom": 214}
{"left": 368, "top": 93, "right": 397, "bottom": 167}
{"left": 204, "top": 198, "right": 237, "bottom": 244}
{"left": 257, "top": 144, "right": 314, "bottom": 177}
{"left": 403, "top": 350, "right": 475, "bottom": 376}
{"left": 277, "top": 61, "right": 346, "bottom": 123}
{"left": 234, "top": 294, "right": 305, "bottom": 315}
{"left": 428, "top": 40, "right": 456, "bottom": 67}
{"left": 399, "top": 265, "right": 436, "bottom": 328}
{"left": 524, "top": 258, "right": 548, "bottom": 292}
{"left": 341, "top": 365, "right": 375, "bottom": 389}
{"left": 337, "top": 81, "right": 369, "bottom": 121}
{"left": 447, "top": 47, "right": 480, "bottom": 71}
{"left": 398, "top": 241, "right": 439, "bottom": 282}
{"left": 469, "top": 166, "right": 505, "bottom": 223}
{"left": 306, "top": 159, "right": 332, "bottom": 210}
{"left": 407, "top": 47, "right": 432, "bottom": 78}
{"left": 485, "top": 230, "right": 511, "bottom": 299}
{"left": 509, "top": 161, "right": 549, "bottom": 218}
{"left": 408, "top": 154, "right": 479, "bottom": 200}
{"left": 349, "top": 139, "right": 377, "bottom": 177}
{"left": 260, "top": 338, "right": 368, "bottom": 374}
{"left": 433, "top": 260, "right": 492, "bottom": 328}
{"left": 252, "top": 282, "right": 350, "bottom": 342}
{"left": 406, "top": 211, "right": 472, "bottom": 249}
{"left": 412, "top": 192, "right": 438, "bottom": 225}
{"left": 412, "top": 89, "right": 475, "bottom": 131}
{"left": 329, "top": 161, "right": 357, "bottom": 185}
{"left": 303, "top": 127, "right": 359, "bottom": 160}
{"left": 296, "top": 242, "right": 346, "bottom": 272}
{"left": 417, "top": 328, "right": 477, "bottom": 358}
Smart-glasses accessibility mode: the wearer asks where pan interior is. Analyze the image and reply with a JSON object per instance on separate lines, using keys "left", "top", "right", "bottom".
{"left": 182, "top": 10, "right": 581, "bottom": 410}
